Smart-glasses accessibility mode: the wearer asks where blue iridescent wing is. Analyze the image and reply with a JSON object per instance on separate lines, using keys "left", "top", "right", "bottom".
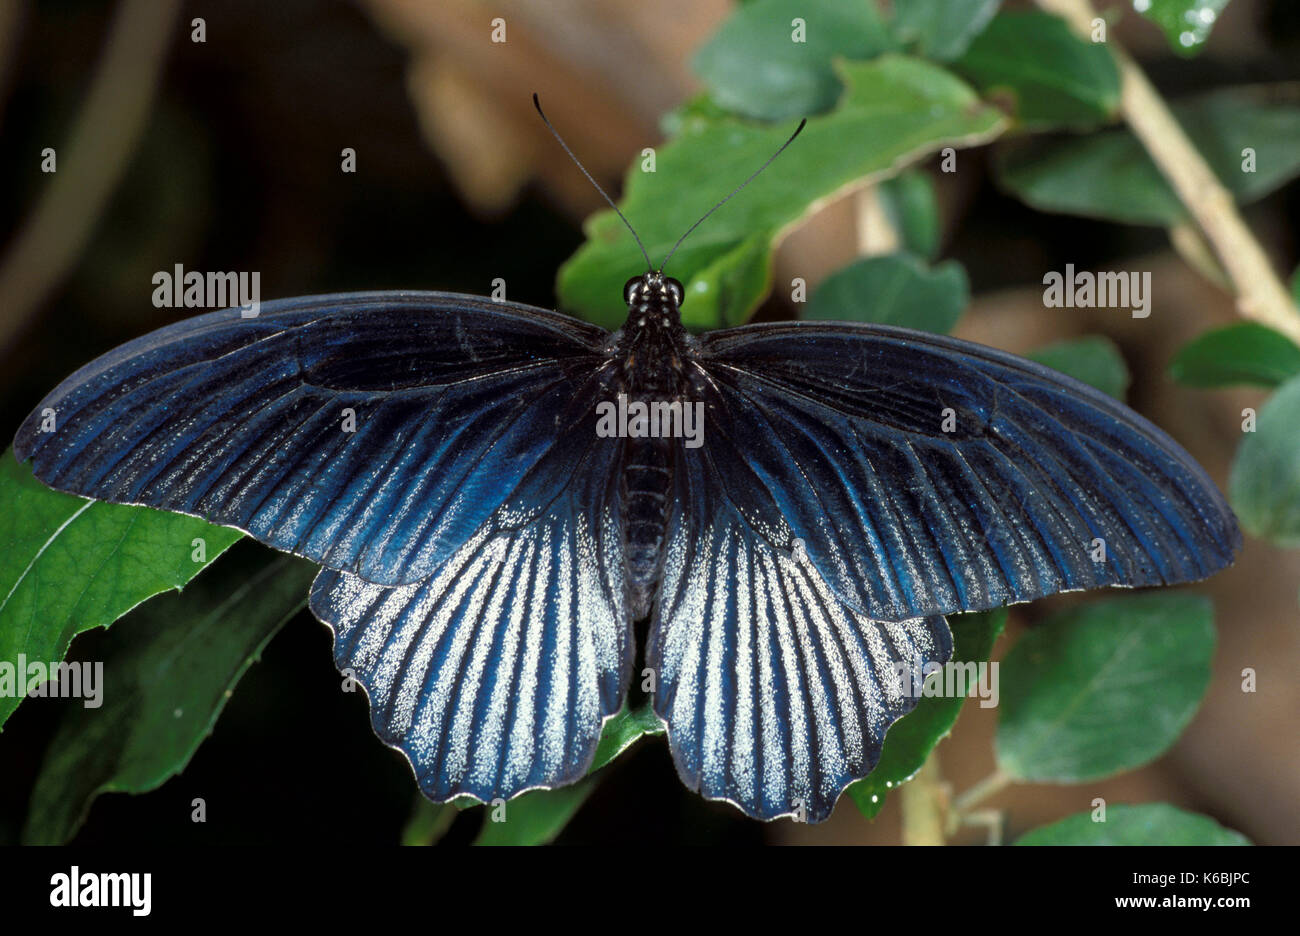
{"left": 13, "top": 291, "right": 614, "bottom": 587}
{"left": 649, "top": 442, "right": 951, "bottom": 821}
{"left": 691, "top": 321, "right": 1240, "bottom": 622}
{"left": 309, "top": 427, "right": 632, "bottom": 803}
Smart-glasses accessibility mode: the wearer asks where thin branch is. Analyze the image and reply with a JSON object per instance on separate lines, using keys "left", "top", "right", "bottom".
{"left": 950, "top": 766, "right": 1013, "bottom": 816}
{"left": 1036, "top": 0, "right": 1300, "bottom": 344}
{"left": 900, "top": 752, "right": 949, "bottom": 845}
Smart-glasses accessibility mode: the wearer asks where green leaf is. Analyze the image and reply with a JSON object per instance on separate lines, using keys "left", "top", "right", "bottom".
{"left": 878, "top": 170, "right": 941, "bottom": 260}
{"left": 1229, "top": 373, "right": 1300, "bottom": 547}
{"left": 0, "top": 455, "right": 243, "bottom": 730}
{"left": 559, "top": 56, "right": 1005, "bottom": 330}
{"left": 996, "top": 85, "right": 1300, "bottom": 226}
{"left": 848, "top": 609, "right": 1005, "bottom": 820}
{"left": 1169, "top": 322, "right": 1300, "bottom": 389}
{"left": 22, "top": 549, "right": 313, "bottom": 844}
{"left": 891, "top": 0, "right": 1002, "bottom": 62}
{"left": 472, "top": 779, "right": 596, "bottom": 846}
{"left": 953, "top": 11, "right": 1120, "bottom": 130}
{"left": 401, "top": 798, "right": 458, "bottom": 846}
{"left": 996, "top": 593, "right": 1214, "bottom": 782}
{"left": 692, "top": 0, "right": 897, "bottom": 120}
{"left": 589, "top": 701, "right": 664, "bottom": 775}
{"left": 805, "top": 253, "right": 969, "bottom": 334}
{"left": 1015, "top": 802, "right": 1250, "bottom": 845}
{"left": 1027, "top": 335, "right": 1131, "bottom": 401}
{"left": 1133, "top": 0, "right": 1231, "bottom": 58}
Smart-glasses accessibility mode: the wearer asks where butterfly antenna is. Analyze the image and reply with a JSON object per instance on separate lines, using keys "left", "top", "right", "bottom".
{"left": 660, "top": 117, "right": 807, "bottom": 273}
{"left": 533, "top": 93, "right": 654, "bottom": 273}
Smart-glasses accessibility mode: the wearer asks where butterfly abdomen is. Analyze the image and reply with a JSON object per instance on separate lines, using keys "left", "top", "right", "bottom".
{"left": 624, "top": 436, "right": 674, "bottom": 619}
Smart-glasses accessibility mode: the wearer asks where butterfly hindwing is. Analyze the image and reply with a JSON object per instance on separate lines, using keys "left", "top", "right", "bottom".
{"left": 309, "top": 429, "right": 632, "bottom": 803}
{"left": 14, "top": 292, "right": 613, "bottom": 587}
{"left": 649, "top": 437, "right": 952, "bottom": 822}
{"left": 692, "top": 322, "right": 1240, "bottom": 622}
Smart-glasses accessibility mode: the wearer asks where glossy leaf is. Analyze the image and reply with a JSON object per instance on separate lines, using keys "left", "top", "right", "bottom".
{"left": 1015, "top": 802, "right": 1250, "bottom": 845}
{"left": 589, "top": 702, "right": 664, "bottom": 775}
{"left": 1229, "top": 374, "right": 1300, "bottom": 547}
{"left": 558, "top": 56, "right": 1005, "bottom": 330}
{"left": 805, "top": 253, "right": 969, "bottom": 334}
{"left": 953, "top": 11, "right": 1120, "bottom": 129}
{"left": 891, "top": 0, "right": 1002, "bottom": 62}
{"left": 1169, "top": 322, "right": 1300, "bottom": 389}
{"left": 1133, "top": 0, "right": 1231, "bottom": 58}
{"left": 879, "top": 170, "right": 941, "bottom": 260}
{"left": 0, "top": 454, "right": 242, "bottom": 729}
{"left": 996, "top": 86, "right": 1300, "bottom": 225}
{"left": 1027, "top": 335, "right": 1131, "bottom": 401}
{"left": 692, "top": 0, "right": 897, "bottom": 120}
{"left": 997, "top": 593, "right": 1214, "bottom": 782}
{"left": 848, "top": 609, "right": 1005, "bottom": 820}
{"left": 22, "top": 549, "right": 313, "bottom": 844}
{"left": 401, "top": 799, "right": 458, "bottom": 846}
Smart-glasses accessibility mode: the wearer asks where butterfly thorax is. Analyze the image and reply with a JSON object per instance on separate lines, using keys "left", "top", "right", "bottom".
{"left": 612, "top": 272, "right": 694, "bottom": 619}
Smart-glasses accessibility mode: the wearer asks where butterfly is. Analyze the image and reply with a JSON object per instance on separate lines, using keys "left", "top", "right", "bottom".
{"left": 12, "top": 103, "right": 1240, "bottom": 823}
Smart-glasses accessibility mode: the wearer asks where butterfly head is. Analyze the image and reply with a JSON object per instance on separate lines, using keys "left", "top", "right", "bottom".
{"left": 623, "top": 271, "right": 685, "bottom": 315}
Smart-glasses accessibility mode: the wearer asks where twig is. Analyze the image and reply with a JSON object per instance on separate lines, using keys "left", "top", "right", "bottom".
{"left": 1035, "top": 0, "right": 1300, "bottom": 344}
{"left": 900, "top": 752, "right": 949, "bottom": 845}
{"left": 950, "top": 766, "right": 1013, "bottom": 815}
{"left": 0, "top": 0, "right": 182, "bottom": 351}
{"left": 958, "top": 808, "right": 1006, "bottom": 846}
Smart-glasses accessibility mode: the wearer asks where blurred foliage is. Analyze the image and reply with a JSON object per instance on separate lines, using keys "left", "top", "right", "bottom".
{"left": 1026, "top": 335, "right": 1131, "bottom": 401}
{"left": 805, "top": 253, "right": 969, "bottom": 333}
{"left": 1134, "top": 0, "right": 1232, "bottom": 57}
{"left": 996, "top": 594, "right": 1214, "bottom": 783}
{"left": 1170, "top": 322, "right": 1300, "bottom": 388}
{"left": 953, "top": 10, "right": 1120, "bottom": 129}
{"left": 996, "top": 86, "right": 1300, "bottom": 225}
{"left": 1016, "top": 802, "right": 1251, "bottom": 845}
{"left": 1229, "top": 374, "right": 1300, "bottom": 547}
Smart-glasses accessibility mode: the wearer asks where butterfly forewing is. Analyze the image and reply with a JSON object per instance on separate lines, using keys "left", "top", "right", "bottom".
{"left": 13, "top": 292, "right": 614, "bottom": 587}
{"left": 692, "top": 322, "right": 1240, "bottom": 623}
